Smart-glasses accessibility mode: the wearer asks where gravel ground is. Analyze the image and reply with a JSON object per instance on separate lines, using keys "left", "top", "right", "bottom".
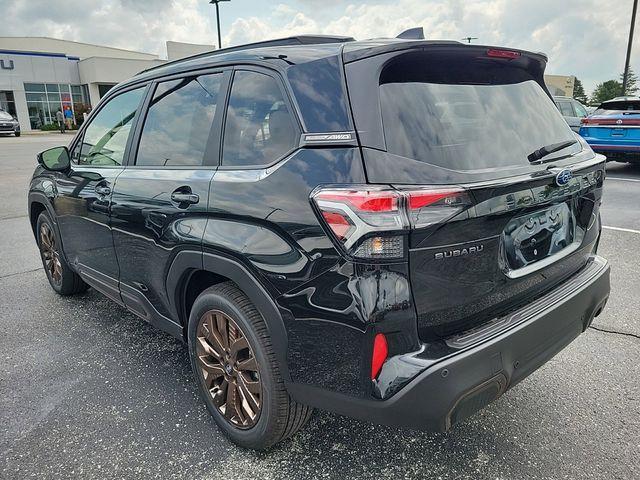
{"left": 1, "top": 134, "right": 638, "bottom": 479}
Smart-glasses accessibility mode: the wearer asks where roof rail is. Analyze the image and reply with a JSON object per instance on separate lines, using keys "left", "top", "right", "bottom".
{"left": 139, "top": 35, "right": 355, "bottom": 75}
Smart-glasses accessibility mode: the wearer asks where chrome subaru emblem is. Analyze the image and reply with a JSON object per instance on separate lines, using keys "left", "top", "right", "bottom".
{"left": 555, "top": 169, "right": 572, "bottom": 186}
{"left": 616, "top": 119, "right": 623, "bottom": 125}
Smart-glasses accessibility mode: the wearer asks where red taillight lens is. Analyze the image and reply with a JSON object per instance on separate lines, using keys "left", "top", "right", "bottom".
{"left": 314, "top": 190, "right": 399, "bottom": 212}
{"left": 407, "top": 189, "right": 464, "bottom": 210}
{"left": 405, "top": 187, "right": 470, "bottom": 228}
{"left": 371, "top": 333, "right": 388, "bottom": 380}
{"left": 486, "top": 48, "right": 521, "bottom": 59}
{"left": 321, "top": 211, "right": 353, "bottom": 240}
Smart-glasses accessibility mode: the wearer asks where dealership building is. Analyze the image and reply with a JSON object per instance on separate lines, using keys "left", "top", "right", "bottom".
{"left": 0, "top": 37, "right": 212, "bottom": 132}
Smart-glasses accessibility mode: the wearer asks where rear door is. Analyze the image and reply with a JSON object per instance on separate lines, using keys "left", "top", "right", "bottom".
{"left": 110, "top": 69, "right": 229, "bottom": 327}
{"left": 345, "top": 45, "right": 605, "bottom": 340}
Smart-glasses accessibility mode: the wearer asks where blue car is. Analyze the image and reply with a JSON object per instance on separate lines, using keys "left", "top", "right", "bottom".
{"left": 579, "top": 96, "right": 640, "bottom": 163}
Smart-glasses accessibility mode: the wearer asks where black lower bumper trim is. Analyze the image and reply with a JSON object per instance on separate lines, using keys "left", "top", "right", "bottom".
{"left": 288, "top": 255, "right": 610, "bottom": 431}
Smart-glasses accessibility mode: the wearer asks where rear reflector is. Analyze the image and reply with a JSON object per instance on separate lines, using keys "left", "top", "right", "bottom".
{"left": 486, "top": 49, "right": 521, "bottom": 59}
{"left": 371, "top": 333, "right": 388, "bottom": 379}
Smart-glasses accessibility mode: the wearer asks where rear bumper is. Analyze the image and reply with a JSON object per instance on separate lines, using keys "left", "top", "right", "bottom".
{"left": 580, "top": 134, "right": 640, "bottom": 157}
{"left": 289, "top": 255, "right": 610, "bottom": 431}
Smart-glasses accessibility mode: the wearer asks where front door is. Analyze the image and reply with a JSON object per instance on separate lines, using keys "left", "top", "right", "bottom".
{"left": 55, "top": 86, "right": 146, "bottom": 302}
{"left": 110, "top": 71, "right": 227, "bottom": 329}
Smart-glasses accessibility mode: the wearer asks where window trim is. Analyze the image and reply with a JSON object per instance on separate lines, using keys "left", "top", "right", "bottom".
{"left": 124, "top": 68, "right": 231, "bottom": 170}
{"left": 218, "top": 65, "right": 303, "bottom": 171}
{"left": 68, "top": 82, "right": 151, "bottom": 169}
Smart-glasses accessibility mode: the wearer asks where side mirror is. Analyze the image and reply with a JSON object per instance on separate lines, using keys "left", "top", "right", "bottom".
{"left": 37, "top": 146, "right": 71, "bottom": 172}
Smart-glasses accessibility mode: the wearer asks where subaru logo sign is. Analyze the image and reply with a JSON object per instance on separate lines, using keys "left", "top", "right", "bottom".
{"left": 555, "top": 169, "right": 573, "bottom": 186}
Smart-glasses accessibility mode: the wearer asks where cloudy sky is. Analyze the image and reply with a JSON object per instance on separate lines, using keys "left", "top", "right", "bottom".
{"left": 3, "top": 0, "right": 638, "bottom": 94}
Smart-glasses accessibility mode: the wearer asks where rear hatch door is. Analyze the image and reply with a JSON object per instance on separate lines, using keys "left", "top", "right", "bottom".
{"left": 344, "top": 43, "right": 605, "bottom": 340}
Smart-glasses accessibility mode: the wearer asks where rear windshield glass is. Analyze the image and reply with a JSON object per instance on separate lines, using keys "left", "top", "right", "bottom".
{"left": 379, "top": 56, "right": 578, "bottom": 171}
{"left": 595, "top": 100, "right": 640, "bottom": 114}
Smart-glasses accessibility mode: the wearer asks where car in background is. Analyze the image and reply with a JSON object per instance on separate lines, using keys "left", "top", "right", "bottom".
{"left": 553, "top": 96, "right": 589, "bottom": 132}
{"left": 579, "top": 96, "right": 640, "bottom": 163}
{"left": 0, "top": 109, "right": 20, "bottom": 136}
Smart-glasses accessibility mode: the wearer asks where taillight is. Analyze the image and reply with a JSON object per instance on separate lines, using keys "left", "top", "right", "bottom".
{"left": 311, "top": 185, "right": 469, "bottom": 260}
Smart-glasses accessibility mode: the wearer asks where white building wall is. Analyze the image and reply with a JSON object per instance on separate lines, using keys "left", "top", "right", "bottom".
{"left": 0, "top": 52, "right": 81, "bottom": 131}
{"left": 0, "top": 37, "right": 158, "bottom": 61}
{"left": 166, "top": 41, "right": 214, "bottom": 61}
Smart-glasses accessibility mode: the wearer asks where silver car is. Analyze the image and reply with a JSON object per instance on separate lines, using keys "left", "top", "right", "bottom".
{"left": 553, "top": 95, "right": 589, "bottom": 132}
{"left": 0, "top": 109, "right": 20, "bottom": 136}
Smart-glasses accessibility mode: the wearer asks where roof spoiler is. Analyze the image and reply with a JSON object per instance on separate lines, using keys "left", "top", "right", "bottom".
{"left": 396, "top": 27, "right": 425, "bottom": 40}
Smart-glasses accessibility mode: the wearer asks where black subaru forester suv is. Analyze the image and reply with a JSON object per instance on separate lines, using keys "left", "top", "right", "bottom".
{"left": 29, "top": 35, "right": 610, "bottom": 449}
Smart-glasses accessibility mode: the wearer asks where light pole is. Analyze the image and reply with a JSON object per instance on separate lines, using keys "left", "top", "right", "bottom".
{"left": 622, "top": 0, "right": 638, "bottom": 95}
{"left": 209, "top": 0, "right": 231, "bottom": 50}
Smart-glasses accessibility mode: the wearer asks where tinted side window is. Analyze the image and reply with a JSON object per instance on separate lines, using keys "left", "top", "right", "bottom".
{"left": 136, "top": 74, "right": 223, "bottom": 166}
{"left": 222, "top": 71, "right": 297, "bottom": 167}
{"left": 573, "top": 101, "right": 588, "bottom": 118}
{"left": 557, "top": 101, "right": 575, "bottom": 117}
{"left": 74, "top": 88, "right": 144, "bottom": 166}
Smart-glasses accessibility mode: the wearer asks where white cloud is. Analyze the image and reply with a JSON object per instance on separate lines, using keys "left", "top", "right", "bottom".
{"left": 2, "top": 0, "right": 638, "bottom": 94}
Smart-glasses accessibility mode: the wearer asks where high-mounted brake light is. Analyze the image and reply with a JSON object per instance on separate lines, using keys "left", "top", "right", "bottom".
{"left": 486, "top": 49, "right": 521, "bottom": 59}
{"left": 371, "top": 333, "right": 388, "bottom": 380}
{"left": 311, "top": 186, "right": 470, "bottom": 260}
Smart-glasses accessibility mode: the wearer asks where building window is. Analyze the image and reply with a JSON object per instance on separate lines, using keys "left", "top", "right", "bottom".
{"left": 24, "top": 83, "right": 90, "bottom": 130}
{"left": 0, "top": 91, "right": 17, "bottom": 117}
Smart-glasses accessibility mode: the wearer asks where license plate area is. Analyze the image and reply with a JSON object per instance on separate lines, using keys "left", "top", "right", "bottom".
{"left": 611, "top": 128, "right": 626, "bottom": 137}
{"left": 500, "top": 203, "right": 581, "bottom": 278}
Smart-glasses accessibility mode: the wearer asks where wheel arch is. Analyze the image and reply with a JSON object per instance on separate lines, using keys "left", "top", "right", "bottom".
{"left": 167, "top": 250, "right": 291, "bottom": 382}
{"left": 28, "top": 193, "right": 54, "bottom": 238}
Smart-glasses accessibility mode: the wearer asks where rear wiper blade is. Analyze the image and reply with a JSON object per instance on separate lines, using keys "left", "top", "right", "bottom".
{"left": 527, "top": 139, "right": 578, "bottom": 163}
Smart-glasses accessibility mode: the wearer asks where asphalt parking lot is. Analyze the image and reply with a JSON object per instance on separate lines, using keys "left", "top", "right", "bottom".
{"left": 1, "top": 134, "right": 638, "bottom": 480}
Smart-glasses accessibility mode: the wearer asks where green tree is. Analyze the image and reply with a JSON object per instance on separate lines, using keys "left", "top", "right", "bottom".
{"left": 591, "top": 80, "right": 623, "bottom": 104}
{"left": 572, "top": 78, "right": 588, "bottom": 104}
{"left": 620, "top": 67, "right": 638, "bottom": 95}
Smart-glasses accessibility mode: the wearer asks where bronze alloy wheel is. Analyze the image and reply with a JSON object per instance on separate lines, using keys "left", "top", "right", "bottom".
{"left": 40, "top": 223, "right": 62, "bottom": 286}
{"left": 196, "top": 309, "right": 262, "bottom": 429}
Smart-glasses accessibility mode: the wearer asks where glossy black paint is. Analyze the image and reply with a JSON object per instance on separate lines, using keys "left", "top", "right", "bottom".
{"left": 28, "top": 37, "right": 611, "bottom": 429}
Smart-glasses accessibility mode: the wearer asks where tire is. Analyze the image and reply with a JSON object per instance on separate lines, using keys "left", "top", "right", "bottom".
{"left": 36, "top": 211, "right": 88, "bottom": 295}
{"left": 188, "top": 282, "right": 312, "bottom": 450}
{"left": 14, "top": 131, "right": 20, "bottom": 137}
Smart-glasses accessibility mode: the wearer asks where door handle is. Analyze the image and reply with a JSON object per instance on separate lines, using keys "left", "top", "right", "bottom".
{"left": 95, "top": 184, "right": 111, "bottom": 196}
{"left": 171, "top": 188, "right": 199, "bottom": 205}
